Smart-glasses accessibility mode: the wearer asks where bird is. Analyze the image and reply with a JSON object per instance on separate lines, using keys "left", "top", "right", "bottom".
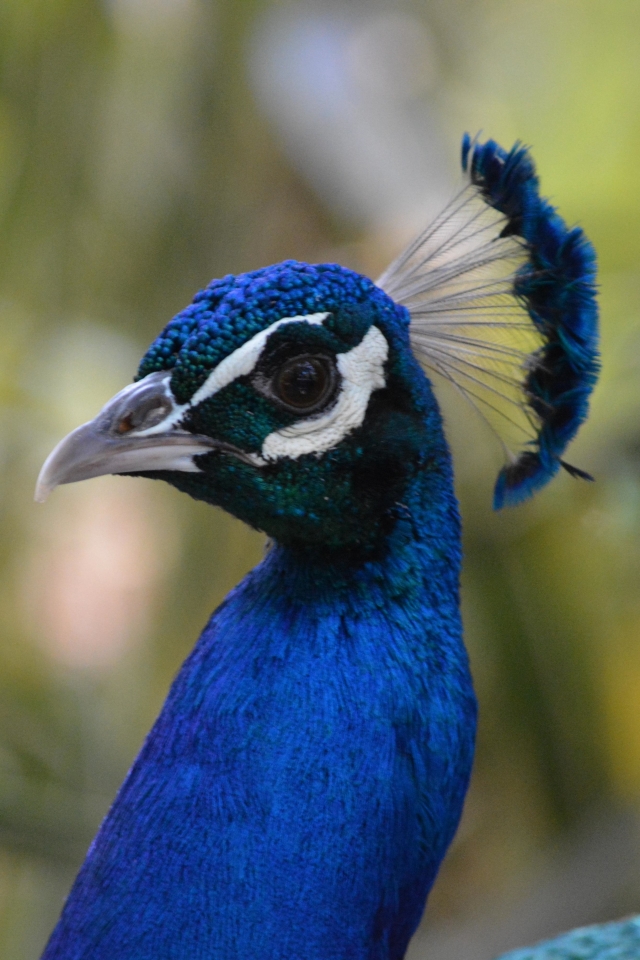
{"left": 498, "top": 916, "right": 640, "bottom": 960}
{"left": 34, "top": 135, "right": 598, "bottom": 960}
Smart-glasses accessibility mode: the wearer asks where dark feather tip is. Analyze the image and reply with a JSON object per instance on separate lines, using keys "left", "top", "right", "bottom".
{"left": 560, "top": 460, "right": 594, "bottom": 482}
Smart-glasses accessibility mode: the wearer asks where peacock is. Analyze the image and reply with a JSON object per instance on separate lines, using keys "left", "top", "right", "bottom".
{"left": 34, "top": 135, "right": 602, "bottom": 960}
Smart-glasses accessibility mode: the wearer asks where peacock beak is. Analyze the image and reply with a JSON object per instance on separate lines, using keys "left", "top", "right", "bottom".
{"left": 35, "top": 371, "right": 222, "bottom": 503}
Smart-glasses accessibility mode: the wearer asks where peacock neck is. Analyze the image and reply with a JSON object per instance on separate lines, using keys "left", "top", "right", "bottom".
{"left": 41, "top": 448, "right": 474, "bottom": 960}
{"left": 256, "top": 443, "right": 463, "bottom": 634}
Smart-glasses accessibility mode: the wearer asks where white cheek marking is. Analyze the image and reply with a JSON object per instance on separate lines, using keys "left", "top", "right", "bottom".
{"left": 127, "top": 312, "right": 329, "bottom": 441}
{"left": 189, "top": 312, "right": 329, "bottom": 407}
{"left": 261, "top": 325, "right": 388, "bottom": 461}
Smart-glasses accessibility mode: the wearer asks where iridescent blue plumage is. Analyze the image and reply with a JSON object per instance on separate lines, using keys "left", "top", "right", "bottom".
{"left": 379, "top": 135, "right": 599, "bottom": 510}
{"left": 461, "top": 136, "right": 599, "bottom": 507}
{"left": 36, "top": 136, "right": 600, "bottom": 959}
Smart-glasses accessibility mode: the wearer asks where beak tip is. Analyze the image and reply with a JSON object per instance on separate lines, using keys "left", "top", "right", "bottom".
{"left": 34, "top": 479, "right": 53, "bottom": 503}
{"left": 35, "top": 460, "right": 57, "bottom": 503}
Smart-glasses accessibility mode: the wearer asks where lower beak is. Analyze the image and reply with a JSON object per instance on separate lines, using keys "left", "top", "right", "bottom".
{"left": 35, "top": 371, "right": 220, "bottom": 502}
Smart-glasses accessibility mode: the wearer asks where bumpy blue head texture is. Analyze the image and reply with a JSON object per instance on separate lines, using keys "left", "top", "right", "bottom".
{"left": 36, "top": 136, "right": 598, "bottom": 960}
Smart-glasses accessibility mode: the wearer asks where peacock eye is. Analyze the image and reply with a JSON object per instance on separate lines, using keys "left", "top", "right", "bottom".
{"left": 272, "top": 356, "right": 335, "bottom": 412}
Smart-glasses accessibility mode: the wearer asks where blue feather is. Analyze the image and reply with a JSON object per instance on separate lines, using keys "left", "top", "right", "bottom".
{"left": 379, "top": 135, "right": 599, "bottom": 509}
{"left": 461, "top": 135, "right": 599, "bottom": 507}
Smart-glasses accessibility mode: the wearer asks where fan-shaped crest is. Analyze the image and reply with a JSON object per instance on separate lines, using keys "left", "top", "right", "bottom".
{"left": 378, "top": 135, "right": 599, "bottom": 508}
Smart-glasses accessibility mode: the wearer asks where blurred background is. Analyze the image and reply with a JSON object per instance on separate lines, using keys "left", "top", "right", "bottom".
{"left": 0, "top": 0, "right": 638, "bottom": 956}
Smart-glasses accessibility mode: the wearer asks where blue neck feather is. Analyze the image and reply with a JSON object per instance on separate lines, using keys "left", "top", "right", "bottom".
{"left": 42, "top": 425, "right": 476, "bottom": 960}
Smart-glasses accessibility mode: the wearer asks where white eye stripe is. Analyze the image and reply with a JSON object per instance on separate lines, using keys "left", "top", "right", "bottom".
{"left": 260, "top": 325, "right": 388, "bottom": 461}
{"left": 130, "top": 312, "right": 329, "bottom": 439}
{"left": 131, "top": 316, "right": 389, "bottom": 467}
{"left": 189, "top": 312, "right": 329, "bottom": 407}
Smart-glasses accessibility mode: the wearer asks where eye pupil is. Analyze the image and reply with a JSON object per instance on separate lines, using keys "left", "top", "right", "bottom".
{"left": 275, "top": 357, "right": 331, "bottom": 410}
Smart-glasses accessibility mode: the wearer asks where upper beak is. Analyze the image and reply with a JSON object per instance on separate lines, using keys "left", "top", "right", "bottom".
{"left": 35, "top": 371, "right": 221, "bottom": 502}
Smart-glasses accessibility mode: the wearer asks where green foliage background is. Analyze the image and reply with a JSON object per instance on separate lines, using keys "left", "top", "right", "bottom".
{"left": 0, "top": 1, "right": 638, "bottom": 956}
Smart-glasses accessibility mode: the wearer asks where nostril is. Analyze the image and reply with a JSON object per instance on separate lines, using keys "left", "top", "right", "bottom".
{"left": 116, "top": 413, "right": 135, "bottom": 434}
{"left": 138, "top": 401, "right": 172, "bottom": 428}
{"left": 112, "top": 399, "right": 173, "bottom": 436}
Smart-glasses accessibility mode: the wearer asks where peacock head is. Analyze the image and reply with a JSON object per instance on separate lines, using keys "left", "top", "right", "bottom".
{"left": 36, "top": 261, "right": 444, "bottom": 553}
{"left": 36, "top": 137, "right": 600, "bottom": 549}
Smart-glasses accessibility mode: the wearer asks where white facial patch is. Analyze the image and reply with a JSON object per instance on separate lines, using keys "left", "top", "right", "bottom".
{"left": 260, "top": 325, "right": 388, "bottom": 461}
{"left": 124, "top": 314, "right": 388, "bottom": 470}
{"left": 130, "top": 313, "right": 329, "bottom": 440}
{"left": 189, "top": 312, "right": 329, "bottom": 406}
